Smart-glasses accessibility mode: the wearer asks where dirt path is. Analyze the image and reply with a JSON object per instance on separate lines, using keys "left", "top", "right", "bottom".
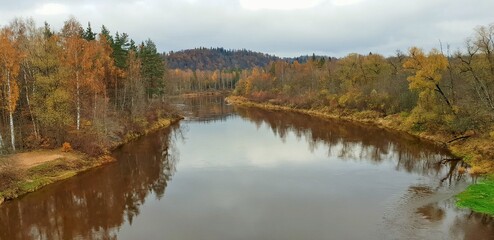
{"left": 3, "top": 150, "right": 81, "bottom": 169}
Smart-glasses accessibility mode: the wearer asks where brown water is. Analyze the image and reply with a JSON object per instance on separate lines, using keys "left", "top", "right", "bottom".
{"left": 1, "top": 96, "right": 493, "bottom": 240}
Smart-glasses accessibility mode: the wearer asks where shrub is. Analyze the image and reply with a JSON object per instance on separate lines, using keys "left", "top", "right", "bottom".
{"left": 0, "top": 160, "right": 23, "bottom": 192}
{"left": 66, "top": 132, "right": 106, "bottom": 157}
{"left": 61, "top": 142, "right": 73, "bottom": 152}
{"left": 469, "top": 166, "right": 488, "bottom": 176}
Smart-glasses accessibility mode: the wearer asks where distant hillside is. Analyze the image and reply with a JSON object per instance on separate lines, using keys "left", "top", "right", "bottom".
{"left": 164, "top": 47, "right": 280, "bottom": 70}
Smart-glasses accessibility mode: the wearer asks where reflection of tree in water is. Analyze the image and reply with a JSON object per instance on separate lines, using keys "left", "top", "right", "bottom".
{"left": 411, "top": 196, "right": 494, "bottom": 240}
{"left": 172, "top": 95, "right": 235, "bottom": 122}
{"left": 235, "top": 106, "right": 454, "bottom": 177}
{"left": 416, "top": 203, "right": 446, "bottom": 222}
{"left": 237, "top": 106, "right": 494, "bottom": 237}
{"left": 0, "top": 124, "right": 183, "bottom": 240}
{"left": 450, "top": 210, "right": 494, "bottom": 239}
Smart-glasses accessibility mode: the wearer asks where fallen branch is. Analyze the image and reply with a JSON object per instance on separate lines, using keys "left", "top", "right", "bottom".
{"left": 447, "top": 135, "right": 471, "bottom": 144}
{"left": 437, "top": 158, "right": 462, "bottom": 165}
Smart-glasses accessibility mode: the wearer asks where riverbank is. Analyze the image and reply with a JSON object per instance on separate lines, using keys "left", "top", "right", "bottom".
{"left": 0, "top": 116, "right": 182, "bottom": 206}
{"left": 226, "top": 96, "right": 494, "bottom": 215}
{"left": 173, "top": 90, "right": 232, "bottom": 98}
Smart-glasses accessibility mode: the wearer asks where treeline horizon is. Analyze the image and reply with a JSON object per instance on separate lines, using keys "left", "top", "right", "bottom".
{"left": 0, "top": 17, "right": 171, "bottom": 155}
{"left": 1, "top": 16, "right": 494, "bottom": 155}
{"left": 229, "top": 23, "right": 494, "bottom": 138}
{"left": 164, "top": 47, "right": 340, "bottom": 70}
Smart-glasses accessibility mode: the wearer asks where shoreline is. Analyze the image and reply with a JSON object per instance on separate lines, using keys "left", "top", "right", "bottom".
{"left": 226, "top": 95, "right": 494, "bottom": 215}
{"left": 0, "top": 116, "right": 183, "bottom": 206}
{"left": 170, "top": 90, "right": 232, "bottom": 98}
{"left": 226, "top": 96, "right": 451, "bottom": 147}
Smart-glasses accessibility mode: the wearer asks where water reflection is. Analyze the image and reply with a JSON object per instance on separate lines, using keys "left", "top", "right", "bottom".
{"left": 410, "top": 198, "right": 494, "bottom": 240}
{"left": 0, "top": 96, "right": 493, "bottom": 240}
{"left": 233, "top": 106, "right": 494, "bottom": 239}
{"left": 0, "top": 125, "right": 181, "bottom": 240}
{"left": 416, "top": 203, "right": 446, "bottom": 222}
{"left": 234, "top": 106, "right": 458, "bottom": 180}
{"left": 451, "top": 210, "right": 494, "bottom": 239}
{"left": 171, "top": 95, "right": 234, "bottom": 122}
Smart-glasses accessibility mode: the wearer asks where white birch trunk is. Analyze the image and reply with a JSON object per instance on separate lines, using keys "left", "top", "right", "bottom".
{"left": 0, "top": 132, "right": 4, "bottom": 151}
{"left": 7, "top": 71, "right": 15, "bottom": 151}
{"left": 9, "top": 111, "right": 15, "bottom": 152}
{"left": 76, "top": 71, "right": 80, "bottom": 130}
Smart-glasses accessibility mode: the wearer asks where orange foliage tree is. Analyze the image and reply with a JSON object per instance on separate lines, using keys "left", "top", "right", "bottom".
{"left": 0, "top": 28, "right": 24, "bottom": 151}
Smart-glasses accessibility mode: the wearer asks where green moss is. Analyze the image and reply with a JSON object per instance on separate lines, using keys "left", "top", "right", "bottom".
{"left": 19, "top": 178, "right": 52, "bottom": 192}
{"left": 457, "top": 180, "right": 494, "bottom": 215}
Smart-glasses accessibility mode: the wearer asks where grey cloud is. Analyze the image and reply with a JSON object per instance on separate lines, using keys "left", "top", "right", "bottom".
{"left": 0, "top": 0, "right": 493, "bottom": 57}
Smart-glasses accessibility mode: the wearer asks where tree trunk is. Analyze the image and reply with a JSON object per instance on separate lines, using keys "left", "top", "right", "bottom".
{"left": 23, "top": 69, "right": 39, "bottom": 139}
{"left": 115, "top": 77, "right": 118, "bottom": 110}
{"left": 93, "top": 92, "right": 97, "bottom": 121}
{"left": 121, "top": 80, "right": 127, "bottom": 111}
{"left": 76, "top": 71, "right": 81, "bottom": 130}
{"left": 0, "top": 131, "right": 4, "bottom": 152}
{"left": 435, "top": 84, "right": 455, "bottom": 114}
{"left": 7, "top": 71, "right": 15, "bottom": 151}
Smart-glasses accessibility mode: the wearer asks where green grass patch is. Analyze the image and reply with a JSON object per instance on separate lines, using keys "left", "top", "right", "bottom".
{"left": 457, "top": 179, "right": 494, "bottom": 215}
{"left": 28, "top": 158, "right": 78, "bottom": 177}
{"left": 1, "top": 157, "right": 94, "bottom": 200}
{"left": 19, "top": 178, "right": 52, "bottom": 192}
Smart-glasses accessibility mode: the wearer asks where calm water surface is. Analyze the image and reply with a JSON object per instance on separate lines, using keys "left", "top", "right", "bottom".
{"left": 1, "top": 96, "right": 493, "bottom": 240}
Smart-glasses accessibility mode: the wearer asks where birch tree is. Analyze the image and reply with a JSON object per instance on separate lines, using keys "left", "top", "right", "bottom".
{"left": 0, "top": 28, "right": 24, "bottom": 151}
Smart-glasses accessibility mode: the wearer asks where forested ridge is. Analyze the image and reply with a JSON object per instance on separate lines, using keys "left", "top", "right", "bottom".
{"left": 164, "top": 47, "right": 279, "bottom": 70}
{"left": 0, "top": 17, "right": 173, "bottom": 156}
{"left": 164, "top": 50, "right": 336, "bottom": 95}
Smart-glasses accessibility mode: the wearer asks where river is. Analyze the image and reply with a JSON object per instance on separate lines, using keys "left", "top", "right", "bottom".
{"left": 0, "top": 95, "right": 493, "bottom": 240}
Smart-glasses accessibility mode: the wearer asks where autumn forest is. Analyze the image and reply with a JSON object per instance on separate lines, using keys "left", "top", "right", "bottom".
{"left": 0, "top": 17, "right": 171, "bottom": 155}
{"left": 1, "top": 10, "right": 494, "bottom": 239}
{"left": 0, "top": 16, "right": 491, "bottom": 162}
{"left": 0, "top": 16, "right": 493, "bottom": 161}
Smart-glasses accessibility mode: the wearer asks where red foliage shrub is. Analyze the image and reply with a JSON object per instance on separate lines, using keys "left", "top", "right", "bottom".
{"left": 61, "top": 142, "right": 73, "bottom": 152}
{"left": 66, "top": 132, "right": 106, "bottom": 157}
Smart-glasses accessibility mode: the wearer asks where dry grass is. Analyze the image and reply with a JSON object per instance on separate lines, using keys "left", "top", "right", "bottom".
{"left": 9, "top": 150, "right": 82, "bottom": 170}
{"left": 0, "top": 149, "right": 86, "bottom": 198}
{"left": 0, "top": 151, "right": 107, "bottom": 200}
{"left": 0, "top": 115, "right": 182, "bottom": 203}
{"left": 0, "top": 159, "right": 23, "bottom": 192}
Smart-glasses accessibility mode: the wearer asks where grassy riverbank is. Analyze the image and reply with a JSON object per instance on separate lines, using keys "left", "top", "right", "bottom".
{"left": 0, "top": 116, "right": 182, "bottom": 205}
{"left": 226, "top": 96, "right": 494, "bottom": 215}
{"left": 457, "top": 178, "right": 494, "bottom": 215}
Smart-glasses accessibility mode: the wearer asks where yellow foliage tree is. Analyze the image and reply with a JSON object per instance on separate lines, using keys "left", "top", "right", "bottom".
{"left": 403, "top": 47, "right": 452, "bottom": 111}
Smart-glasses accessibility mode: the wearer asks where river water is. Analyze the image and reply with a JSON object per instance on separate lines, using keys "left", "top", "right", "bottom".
{"left": 0, "top": 95, "right": 493, "bottom": 240}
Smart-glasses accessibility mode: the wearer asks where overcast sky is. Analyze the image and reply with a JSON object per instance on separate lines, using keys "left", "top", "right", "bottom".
{"left": 0, "top": 0, "right": 493, "bottom": 57}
